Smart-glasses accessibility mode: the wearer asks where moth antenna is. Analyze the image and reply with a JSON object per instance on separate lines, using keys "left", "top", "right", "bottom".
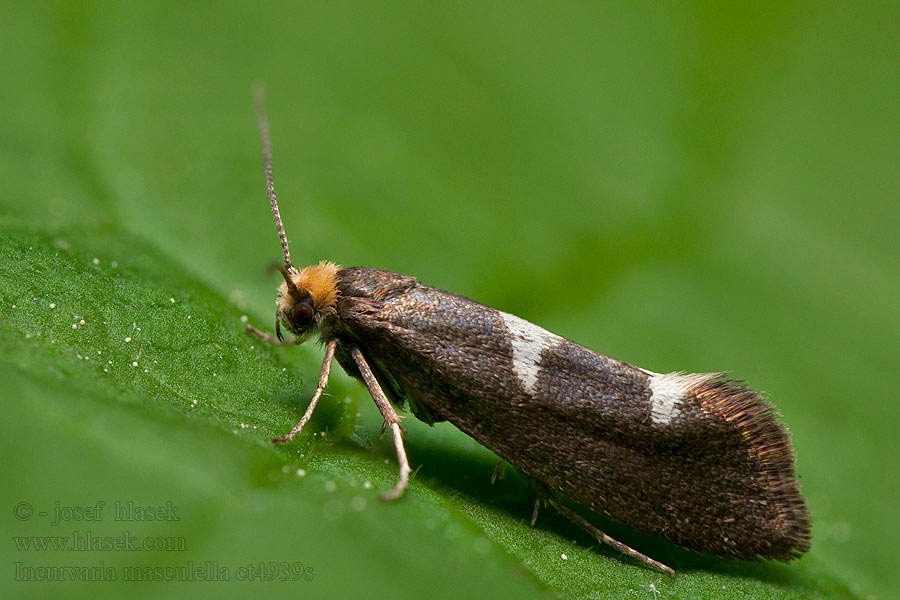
{"left": 277, "top": 265, "right": 306, "bottom": 301}
{"left": 253, "top": 83, "right": 297, "bottom": 275}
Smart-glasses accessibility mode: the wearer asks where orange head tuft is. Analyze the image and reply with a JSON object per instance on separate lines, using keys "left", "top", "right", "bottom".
{"left": 275, "top": 261, "right": 341, "bottom": 342}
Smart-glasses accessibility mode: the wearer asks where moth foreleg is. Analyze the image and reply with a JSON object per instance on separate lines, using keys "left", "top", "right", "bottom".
{"left": 246, "top": 324, "right": 295, "bottom": 345}
{"left": 271, "top": 338, "right": 338, "bottom": 443}
{"left": 547, "top": 498, "right": 675, "bottom": 576}
{"left": 350, "top": 346, "right": 412, "bottom": 502}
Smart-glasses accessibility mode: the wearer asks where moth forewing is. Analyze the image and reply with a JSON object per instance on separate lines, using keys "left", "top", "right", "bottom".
{"left": 247, "top": 88, "right": 810, "bottom": 575}
{"left": 330, "top": 269, "right": 811, "bottom": 561}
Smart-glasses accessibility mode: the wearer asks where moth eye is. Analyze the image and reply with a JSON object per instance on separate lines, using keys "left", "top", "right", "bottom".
{"left": 291, "top": 302, "right": 315, "bottom": 327}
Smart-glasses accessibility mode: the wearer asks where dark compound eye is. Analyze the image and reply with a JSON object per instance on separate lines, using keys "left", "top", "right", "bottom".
{"left": 291, "top": 302, "right": 315, "bottom": 327}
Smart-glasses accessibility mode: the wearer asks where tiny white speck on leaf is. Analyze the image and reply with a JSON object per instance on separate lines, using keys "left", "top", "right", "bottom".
{"left": 79, "top": 319, "right": 85, "bottom": 325}
{"left": 561, "top": 553, "right": 568, "bottom": 560}
{"left": 125, "top": 336, "right": 131, "bottom": 342}
{"left": 72, "top": 324, "right": 77, "bottom": 329}
{"left": 170, "top": 297, "right": 175, "bottom": 303}
{"left": 25, "top": 333, "right": 31, "bottom": 338}
{"left": 97, "top": 350, "right": 101, "bottom": 354}
{"left": 296, "top": 468, "right": 307, "bottom": 477}
{"left": 92, "top": 258, "right": 99, "bottom": 265}
{"left": 240, "top": 315, "right": 248, "bottom": 323}
{"left": 363, "top": 481, "right": 373, "bottom": 489}
{"left": 132, "top": 361, "right": 138, "bottom": 367}
{"left": 49, "top": 303, "right": 56, "bottom": 309}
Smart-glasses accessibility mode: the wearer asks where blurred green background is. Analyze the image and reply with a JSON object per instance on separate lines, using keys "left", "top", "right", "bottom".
{"left": 2, "top": 2, "right": 897, "bottom": 599}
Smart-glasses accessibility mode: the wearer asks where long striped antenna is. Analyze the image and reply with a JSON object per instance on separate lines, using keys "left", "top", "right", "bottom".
{"left": 253, "top": 83, "right": 298, "bottom": 275}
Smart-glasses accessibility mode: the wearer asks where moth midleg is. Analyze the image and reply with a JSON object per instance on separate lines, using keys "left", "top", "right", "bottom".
{"left": 531, "top": 498, "right": 542, "bottom": 526}
{"left": 350, "top": 346, "right": 412, "bottom": 502}
{"left": 271, "top": 338, "right": 338, "bottom": 443}
{"left": 491, "top": 459, "right": 507, "bottom": 484}
{"left": 547, "top": 498, "right": 675, "bottom": 576}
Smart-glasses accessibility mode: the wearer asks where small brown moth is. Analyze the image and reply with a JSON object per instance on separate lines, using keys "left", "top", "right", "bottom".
{"left": 246, "top": 88, "right": 810, "bottom": 575}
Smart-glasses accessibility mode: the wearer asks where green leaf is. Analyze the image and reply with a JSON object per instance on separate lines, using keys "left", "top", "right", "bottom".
{"left": 3, "top": 2, "right": 896, "bottom": 599}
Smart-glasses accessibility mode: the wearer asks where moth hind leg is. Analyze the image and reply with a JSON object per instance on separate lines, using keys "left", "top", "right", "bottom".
{"left": 549, "top": 498, "right": 675, "bottom": 576}
{"left": 522, "top": 476, "right": 675, "bottom": 576}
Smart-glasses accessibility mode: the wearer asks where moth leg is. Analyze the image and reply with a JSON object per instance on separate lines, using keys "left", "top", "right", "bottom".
{"left": 491, "top": 459, "right": 507, "bottom": 484}
{"left": 246, "top": 324, "right": 293, "bottom": 345}
{"left": 272, "top": 338, "right": 338, "bottom": 443}
{"left": 517, "top": 473, "right": 549, "bottom": 526}
{"left": 531, "top": 498, "right": 542, "bottom": 526}
{"left": 547, "top": 498, "right": 675, "bottom": 577}
{"left": 350, "top": 346, "right": 412, "bottom": 502}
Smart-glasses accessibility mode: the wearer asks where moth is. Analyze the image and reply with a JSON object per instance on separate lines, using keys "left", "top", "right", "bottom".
{"left": 246, "top": 89, "right": 810, "bottom": 575}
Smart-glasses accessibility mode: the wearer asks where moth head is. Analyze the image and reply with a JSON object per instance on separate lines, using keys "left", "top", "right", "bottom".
{"left": 274, "top": 261, "right": 340, "bottom": 342}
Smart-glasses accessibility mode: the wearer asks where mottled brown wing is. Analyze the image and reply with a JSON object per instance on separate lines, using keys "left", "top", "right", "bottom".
{"left": 328, "top": 267, "right": 810, "bottom": 561}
